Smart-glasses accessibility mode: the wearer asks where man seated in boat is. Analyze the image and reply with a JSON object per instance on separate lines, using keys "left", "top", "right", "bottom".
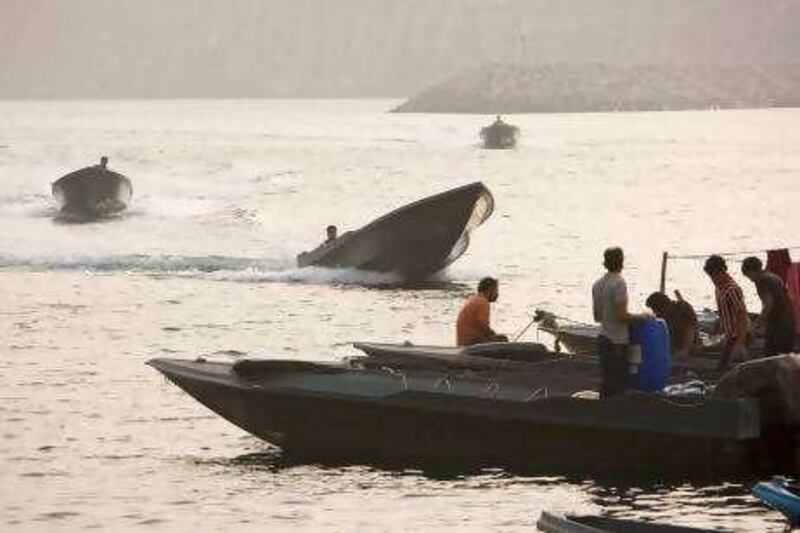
{"left": 456, "top": 277, "right": 509, "bottom": 346}
{"left": 645, "top": 290, "right": 698, "bottom": 369}
{"left": 325, "top": 224, "right": 337, "bottom": 243}
{"left": 296, "top": 225, "right": 341, "bottom": 266}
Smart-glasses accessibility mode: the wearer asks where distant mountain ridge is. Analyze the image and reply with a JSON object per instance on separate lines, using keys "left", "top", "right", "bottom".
{"left": 392, "top": 62, "right": 800, "bottom": 113}
{"left": 1, "top": 0, "right": 799, "bottom": 98}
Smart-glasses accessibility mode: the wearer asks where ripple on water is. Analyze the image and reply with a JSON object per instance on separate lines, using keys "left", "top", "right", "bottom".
{"left": 35, "top": 511, "right": 80, "bottom": 521}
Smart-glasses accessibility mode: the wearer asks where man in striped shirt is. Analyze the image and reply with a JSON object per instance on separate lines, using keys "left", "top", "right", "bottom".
{"left": 703, "top": 255, "right": 750, "bottom": 370}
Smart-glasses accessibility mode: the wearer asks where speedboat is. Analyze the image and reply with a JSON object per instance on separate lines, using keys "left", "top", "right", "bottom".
{"left": 296, "top": 182, "right": 493, "bottom": 279}
{"left": 480, "top": 117, "right": 519, "bottom": 149}
{"left": 52, "top": 156, "right": 132, "bottom": 219}
{"left": 148, "top": 356, "right": 760, "bottom": 473}
{"left": 752, "top": 476, "right": 800, "bottom": 528}
{"left": 536, "top": 511, "right": 725, "bottom": 532}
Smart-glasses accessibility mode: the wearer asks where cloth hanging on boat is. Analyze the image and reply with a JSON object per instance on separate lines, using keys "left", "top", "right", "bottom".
{"left": 767, "top": 249, "right": 792, "bottom": 284}
{"left": 785, "top": 263, "right": 800, "bottom": 333}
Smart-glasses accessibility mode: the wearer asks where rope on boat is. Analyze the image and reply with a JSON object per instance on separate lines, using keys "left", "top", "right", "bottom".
{"left": 524, "top": 387, "right": 548, "bottom": 402}
{"left": 667, "top": 245, "right": 800, "bottom": 261}
{"left": 513, "top": 315, "right": 540, "bottom": 341}
{"left": 435, "top": 375, "right": 453, "bottom": 390}
{"left": 381, "top": 366, "right": 408, "bottom": 390}
{"left": 533, "top": 308, "right": 594, "bottom": 328}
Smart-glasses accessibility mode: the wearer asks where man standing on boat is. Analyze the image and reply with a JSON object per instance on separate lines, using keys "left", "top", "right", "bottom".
{"left": 456, "top": 277, "right": 508, "bottom": 346}
{"left": 703, "top": 255, "right": 750, "bottom": 370}
{"left": 592, "top": 247, "right": 651, "bottom": 398}
{"left": 741, "top": 256, "right": 796, "bottom": 356}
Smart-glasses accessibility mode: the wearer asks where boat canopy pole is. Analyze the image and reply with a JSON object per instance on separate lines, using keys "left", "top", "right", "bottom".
{"left": 659, "top": 251, "right": 668, "bottom": 293}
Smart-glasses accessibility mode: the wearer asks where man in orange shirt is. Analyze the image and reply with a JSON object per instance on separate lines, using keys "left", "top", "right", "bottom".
{"left": 456, "top": 277, "right": 508, "bottom": 346}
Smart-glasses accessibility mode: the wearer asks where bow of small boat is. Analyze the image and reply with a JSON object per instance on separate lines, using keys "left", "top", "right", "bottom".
{"left": 536, "top": 511, "right": 727, "bottom": 532}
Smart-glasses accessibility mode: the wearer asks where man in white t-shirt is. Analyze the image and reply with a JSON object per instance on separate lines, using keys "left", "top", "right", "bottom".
{"left": 592, "top": 247, "right": 651, "bottom": 398}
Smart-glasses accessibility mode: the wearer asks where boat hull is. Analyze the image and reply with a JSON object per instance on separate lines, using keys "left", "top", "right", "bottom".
{"left": 149, "top": 358, "right": 759, "bottom": 474}
{"left": 480, "top": 123, "right": 519, "bottom": 149}
{"left": 297, "top": 182, "right": 493, "bottom": 279}
{"left": 536, "top": 511, "right": 722, "bottom": 533}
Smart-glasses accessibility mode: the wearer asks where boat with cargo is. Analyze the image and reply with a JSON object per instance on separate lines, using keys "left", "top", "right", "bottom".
{"left": 148, "top": 354, "right": 760, "bottom": 474}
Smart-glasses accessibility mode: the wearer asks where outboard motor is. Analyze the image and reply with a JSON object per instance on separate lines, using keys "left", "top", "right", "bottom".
{"left": 628, "top": 319, "right": 671, "bottom": 392}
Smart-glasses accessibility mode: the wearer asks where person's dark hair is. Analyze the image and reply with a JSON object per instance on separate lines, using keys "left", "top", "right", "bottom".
{"left": 645, "top": 291, "right": 670, "bottom": 311}
{"left": 703, "top": 254, "right": 727, "bottom": 276}
{"left": 741, "top": 256, "right": 763, "bottom": 275}
{"left": 603, "top": 247, "right": 624, "bottom": 272}
{"left": 326, "top": 225, "right": 336, "bottom": 232}
{"left": 477, "top": 276, "right": 498, "bottom": 294}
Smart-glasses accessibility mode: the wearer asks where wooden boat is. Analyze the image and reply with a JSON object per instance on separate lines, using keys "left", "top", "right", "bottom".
{"left": 536, "top": 511, "right": 725, "bottom": 533}
{"left": 296, "top": 182, "right": 493, "bottom": 279}
{"left": 52, "top": 156, "right": 132, "bottom": 219}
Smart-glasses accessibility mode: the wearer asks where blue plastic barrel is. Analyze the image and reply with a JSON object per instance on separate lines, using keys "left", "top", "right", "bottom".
{"left": 628, "top": 319, "right": 671, "bottom": 392}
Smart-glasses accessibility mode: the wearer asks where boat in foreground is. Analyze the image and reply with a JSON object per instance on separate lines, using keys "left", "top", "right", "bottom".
{"left": 52, "top": 156, "right": 132, "bottom": 219}
{"left": 752, "top": 477, "right": 800, "bottom": 528}
{"left": 536, "top": 511, "right": 725, "bottom": 533}
{"left": 148, "top": 356, "right": 759, "bottom": 473}
{"left": 296, "top": 181, "right": 493, "bottom": 279}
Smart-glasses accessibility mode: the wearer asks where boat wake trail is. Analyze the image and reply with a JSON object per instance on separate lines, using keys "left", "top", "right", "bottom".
{"left": 0, "top": 253, "right": 407, "bottom": 286}
{"left": 0, "top": 194, "right": 57, "bottom": 218}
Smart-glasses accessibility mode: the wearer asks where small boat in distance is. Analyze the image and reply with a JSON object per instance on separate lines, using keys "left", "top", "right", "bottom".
{"left": 297, "top": 182, "right": 494, "bottom": 280}
{"left": 52, "top": 156, "right": 132, "bottom": 220}
{"left": 480, "top": 115, "right": 519, "bottom": 149}
{"left": 536, "top": 511, "right": 725, "bottom": 532}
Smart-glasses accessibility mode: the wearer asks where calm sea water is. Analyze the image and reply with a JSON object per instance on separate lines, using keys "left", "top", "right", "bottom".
{"left": 1, "top": 100, "right": 797, "bottom": 531}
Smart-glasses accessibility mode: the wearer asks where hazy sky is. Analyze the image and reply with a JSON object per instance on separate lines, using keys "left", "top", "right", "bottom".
{"left": 2, "top": 0, "right": 799, "bottom": 98}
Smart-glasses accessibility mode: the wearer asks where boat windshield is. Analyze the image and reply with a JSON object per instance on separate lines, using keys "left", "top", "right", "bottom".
{"left": 443, "top": 190, "right": 494, "bottom": 266}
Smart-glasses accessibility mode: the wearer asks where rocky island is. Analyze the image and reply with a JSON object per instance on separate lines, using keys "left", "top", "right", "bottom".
{"left": 392, "top": 62, "right": 800, "bottom": 114}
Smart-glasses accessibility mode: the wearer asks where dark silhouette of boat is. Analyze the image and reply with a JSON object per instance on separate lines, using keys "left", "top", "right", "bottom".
{"left": 536, "top": 511, "right": 723, "bottom": 533}
{"left": 147, "top": 356, "right": 760, "bottom": 473}
{"left": 297, "top": 182, "right": 493, "bottom": 279}
{"left": 480, "top": 115, "right": 519, "bottom": 149}
{"left": 52, "top": 156, "right": 132, "bottom": 219}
